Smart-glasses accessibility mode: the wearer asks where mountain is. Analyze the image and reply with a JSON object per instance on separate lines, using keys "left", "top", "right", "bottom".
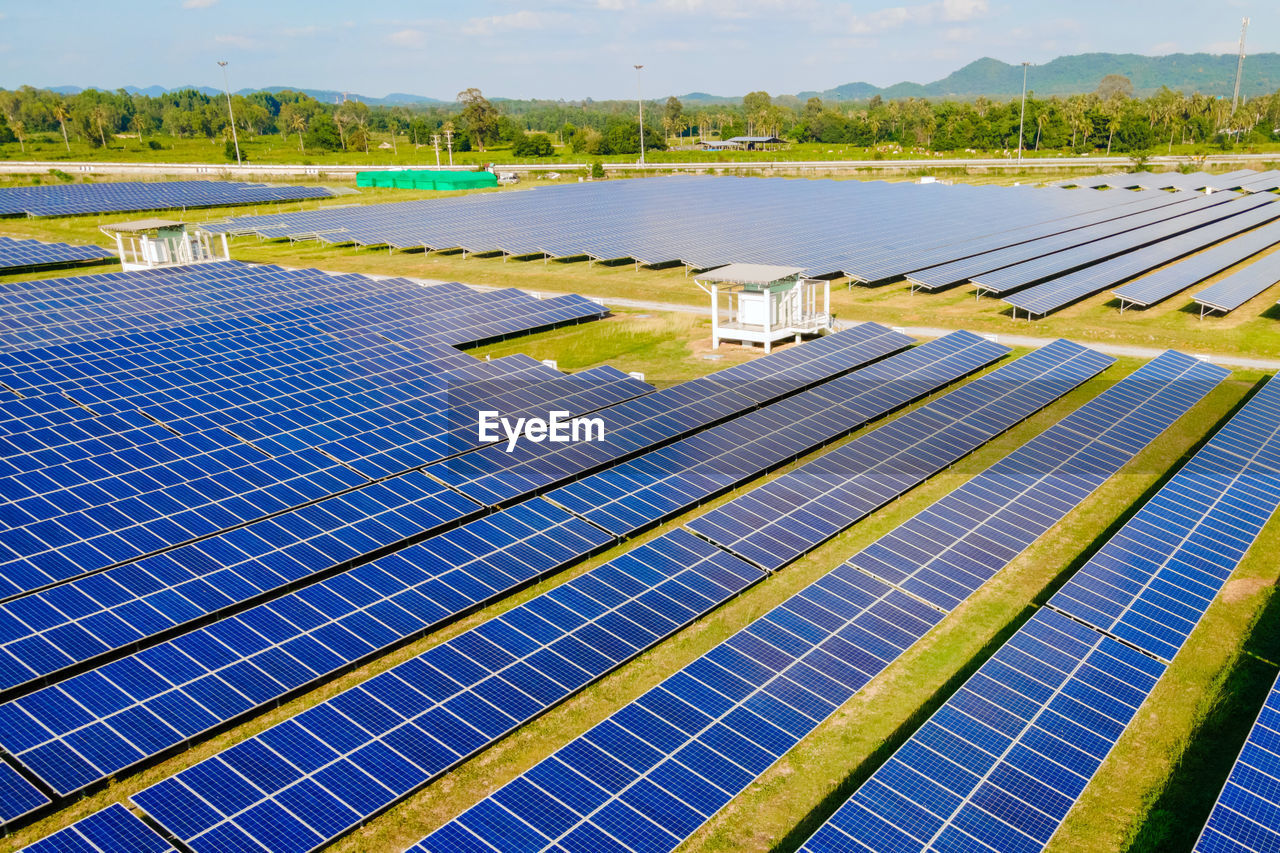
{"left": 800, "top": 52, "right": 1280, "bottom": 101}
{"left": 38, "top": 84, "right": 444, "bottom": 105}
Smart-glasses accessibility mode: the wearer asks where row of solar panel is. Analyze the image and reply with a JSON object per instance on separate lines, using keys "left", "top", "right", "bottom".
{"left": 412, "top": 346, "right": 1222, "bottom": 853}
{"left": 196, "top": 176, "right": 1167, "bottom": 278}
{"left": 801, "top": 376, "right": 1280, "bottom": 853}
{"left": 0, "top": 327, "right": 938, "bottom": 795}
{"left": 124, "top": 342, "right": 1104, "bottom": 853}
{"left": 0, "top": 181, "right": 333, "bottom": 218}
{"left": 0, "top": 237, "right": 115, "bottom": 272}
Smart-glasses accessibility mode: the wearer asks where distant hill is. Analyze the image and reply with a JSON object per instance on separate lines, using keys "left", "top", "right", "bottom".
{"left": 42, "top": 84, "right": 444, "bottom": 105}
{"left": 799, "top": 53, "right": 1280, "bottom": 101}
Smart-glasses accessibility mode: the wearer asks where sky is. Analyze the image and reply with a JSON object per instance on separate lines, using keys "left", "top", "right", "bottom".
{"left": 0, "top": 0, "right": 1275, "bottom": 100}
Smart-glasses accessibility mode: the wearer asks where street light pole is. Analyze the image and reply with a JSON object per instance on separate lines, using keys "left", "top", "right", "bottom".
{"left": 634, "top": 64, "right": 645, "bottom": 166}
{"left": 1017, "top": 61, "right": 1029, "bottom": 167}
{"left": 217, "top": 61, "right": 241, "bottom": 167}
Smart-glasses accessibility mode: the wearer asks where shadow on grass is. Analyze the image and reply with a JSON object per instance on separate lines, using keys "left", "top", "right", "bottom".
{"left": 1124, "top": 589, "right": 1280, "bottom": 853}
{"left": 768, "top": 375, "right": 1270, "bottom": 853}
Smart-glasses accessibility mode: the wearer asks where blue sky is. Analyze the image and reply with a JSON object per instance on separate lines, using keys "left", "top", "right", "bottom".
{"left": 0, "top": 0, "right": 1274, "bottom": 99}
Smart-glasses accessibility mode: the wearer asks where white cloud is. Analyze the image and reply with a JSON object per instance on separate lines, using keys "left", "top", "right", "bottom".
{"left": 213, "top": 34, "right": 255, "bottom": 49}
{"left": 847, "top": 0, "right": 988, "bottom": 34}
{"left": 388, "top": 28, "right": 427, "bottom": 48}
{"left": 182, "top": 0, "right": 217, "bottom": 9}
{"left": 1204, "top": 40, "right": 1240, "bottom": 55}
{"left": 461, "top": 10, "right": 578, "bottom": 37}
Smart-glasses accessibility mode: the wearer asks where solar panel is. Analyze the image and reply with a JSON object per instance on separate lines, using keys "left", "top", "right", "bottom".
{"left": 800, "top": 608, "right": 1165, "bottom": 853}
{"left": 197, "top": 176, "right": 1161, "bottom": 277}
{"left": 0, "top": 760, "right": 49, "bottom": 827}
{"left": 1049, "top": 376, "right": 1280, "bottom": 662}
{"left": 973, "top": 193, "right": 1274, "bottom": 296}
{"left": 547, "top": 330, "right": 1005, "bottom": 537}
{"left": 1194, "top": 670, "right": 1280, "bottom": 852}
{"left": 0, "top": 497, "right": 612, "bottom": 796}
{"left": 19, "top": 803, "right": 175, "bottom": 853}
{"left": 1194, "top": 249, "right": 1280, "bottom": 315}
{"left": 130, "top": 529, "right": 762, "bottom": 853}
{"left": 0, "top": 181, "right": 333, "bottom": 218}
{"left": 1004, "top": 199, "right": 1280, "bottom": 317}
{"left": 410, "top": 346, "right": 1217, "bottom": 853}
{"left": 428, "top": 323, "right": 916, "bottom": 506}
{"left": 0, "top": 236, "right": 115, "bottom": 272}
{"left": 849, "top": 350, "right": 1230, "bottom": 609}
{"left": 413, "top": 570, "right": 942, "bottom": 853}
{"left": 687, "top": 340, "right": 1113, "bottom": 571}
{"left": 1114, "top": 219, "right": 1280, "bottom": 309}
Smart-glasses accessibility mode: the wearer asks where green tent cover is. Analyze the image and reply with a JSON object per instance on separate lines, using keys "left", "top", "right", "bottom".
{"left": 356, "top": 170, "right": 497, "bottom": 190}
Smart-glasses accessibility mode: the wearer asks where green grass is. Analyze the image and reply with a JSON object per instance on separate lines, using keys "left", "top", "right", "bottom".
{"left": 6, "top": 133, "right": 1280, "bottom": 169}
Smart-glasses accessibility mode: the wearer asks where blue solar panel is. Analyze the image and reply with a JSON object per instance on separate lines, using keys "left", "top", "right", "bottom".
{"left": 412, "top": 570, "right": 942, "bottom": 853}
{"left": 849, "top": 350, "right": 1229, "bottom": 610}
{"left": 428, "top": 323, "right": 916, "bottom": 506}
{"left": 800, "top": 608, "right": 1165, "bottom": 853}
{"left": 1049, "top": 377, "right": 1280, "bottom": 661}
{"left": 688, "top": 340, "right": 1114, "bottom": 571}
{"left": 132, "top": 529, "right": 762, "bottom": 853}
{"left": 1113, "top": 219, "right": 1280, "bottom": 309}
{"left": 1004, "top": 197, "right": 1280, "bottom": 317}
{"left": 409, "top": 346, "right": 1214, "bottom": 853}
{"left": 0, "top": 760, "right": 49, "bottom": 827}
{"left": 0, "top": 236, "right": 115, "bottom": 272}
{"left": 0, "top": 498, "right": 611, "bottom": 796}
{"left": 0, "top": 180, "right": 333, "bottom": 218}
{"left": 1194, "top": 249, "right": 1280, "bottom": 314}
{"left": 20, "top": 803, "right": 175, "bottom": 853}
{"left": 1195, "top": 670, "right": 1280, "bottom": 853}
{"left": 548, "top": 330, "right": 1005, "bottom": 537}
{"left": 198, "top": 176, "right": 1156, "bottom": 277}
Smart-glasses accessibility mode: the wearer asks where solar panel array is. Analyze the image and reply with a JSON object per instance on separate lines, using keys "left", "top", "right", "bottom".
{"left": 199, "top": 176, "right": 1166, "bottom": 277}
{"left": 1194, "top": 670, "right": 1280, "bottom": 852}
{"left": 0, "top": 329, "right": 965, "bottom": 801}
{"left": 687, "top": 340, "right": 1114, "bottom": 571}
{"left": 800, "top": 373, "right": 1280, "bottom": 853}
{"left": 0, "top": 181, "right": 333, "bottom": 218}
{"left": 1003, "top": 197, "right": 1280, "bottom": 316}
{"left": 0, "top": 759, "right": 50, "bottom": 826}
{"left": 1113, "top": 219, "right": 1280, "bottom": 308}
{"left": 973, "top": 193, "right": 1274, "bottom": 296}
{"left": 1194, "top": 249, "right": 1280, "bottom": 314}
{"left": 0, "top": 236, "right": 115, "bottom": 272}
{"left": 20, "top": 803, "right": 175, "bottom": 853}
{"left": 413, "top": 343, "right": 1227, "bottom": 853}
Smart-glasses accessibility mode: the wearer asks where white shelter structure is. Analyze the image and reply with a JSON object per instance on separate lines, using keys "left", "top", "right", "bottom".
{"left": 101, "top": 219, "right": 230, "bottom": 271}
{"left": 695, "top": 263, "right": 832, "bottom": 352}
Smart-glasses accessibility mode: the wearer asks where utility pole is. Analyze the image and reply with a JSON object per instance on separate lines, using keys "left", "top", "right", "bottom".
{"left": 217, "top": 61, "right": 241, "bottom": 167}
{"left": 1232, "top": 17, "right": 1250, "bottom": 113}
{"left": 444, "top": 128, "right": 453, "bottom": 166}
{"left": 431, "top": 133, "right": 441, "bottom": 167}
{"left": 1017, "top": 61, "right": 1029, "bottom": 167}
{"left": 634, "top": 64, "right": 645, "bottom": 166}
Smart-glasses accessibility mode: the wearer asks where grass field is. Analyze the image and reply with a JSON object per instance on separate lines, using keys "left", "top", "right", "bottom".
{"left": 7, "top": 133, "right": 1280, "bottom": 169}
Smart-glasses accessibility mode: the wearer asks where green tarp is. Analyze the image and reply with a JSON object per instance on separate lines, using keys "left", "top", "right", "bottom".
{"left": 356, "top": 170, "right": 498, "bottom": 190}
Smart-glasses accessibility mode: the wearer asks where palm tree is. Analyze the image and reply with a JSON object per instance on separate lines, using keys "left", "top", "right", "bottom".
{"left": 11, "top": 119, "right": 25, "bottom": 154}
{"left": 52, "top": 101, "right": 71, "bottom": 152}
{"left": 90, "top": 104, "right": 110, "bottom": 148}
{"left": 287, "top": 111, "right": 307, "bottom": 154}
{"left": 1034, "top": 112, "right": 1047, "bottom": 150}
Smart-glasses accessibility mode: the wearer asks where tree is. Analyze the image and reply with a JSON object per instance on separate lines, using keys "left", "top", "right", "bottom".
{"left": 90, "top": 104, "right": 110, "bottom": 147}
{"left": 458, "top": 88, "right": 499, "bottom": 151}
{"left": 52, "top": 101, "right": 71, "bottom": 152}
{"left": 10, "top": 118, "right": 24, "bottom": 153}
{"left": 513, "top": 132, "right": 554, "bottom": 156}
{"left": 280, "top": 104, "right": 308, "bottom": 153}
{"left": 304, "top": 111, "right": 342, "bottom": 151}
{"left": 663, "top": 96, "right": 684, "bottom": 142}
{"left": 1095, "top": 74, "right": 1133, "bottom": 101}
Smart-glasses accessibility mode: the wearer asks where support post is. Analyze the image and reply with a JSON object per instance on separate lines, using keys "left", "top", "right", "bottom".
{"left": 710, "top": 282, "right": 720, "bottom": 349}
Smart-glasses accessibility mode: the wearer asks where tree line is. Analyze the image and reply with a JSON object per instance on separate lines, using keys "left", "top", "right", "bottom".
{"left": 1, "top": 75, "right": 1277, "bottom": 158}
